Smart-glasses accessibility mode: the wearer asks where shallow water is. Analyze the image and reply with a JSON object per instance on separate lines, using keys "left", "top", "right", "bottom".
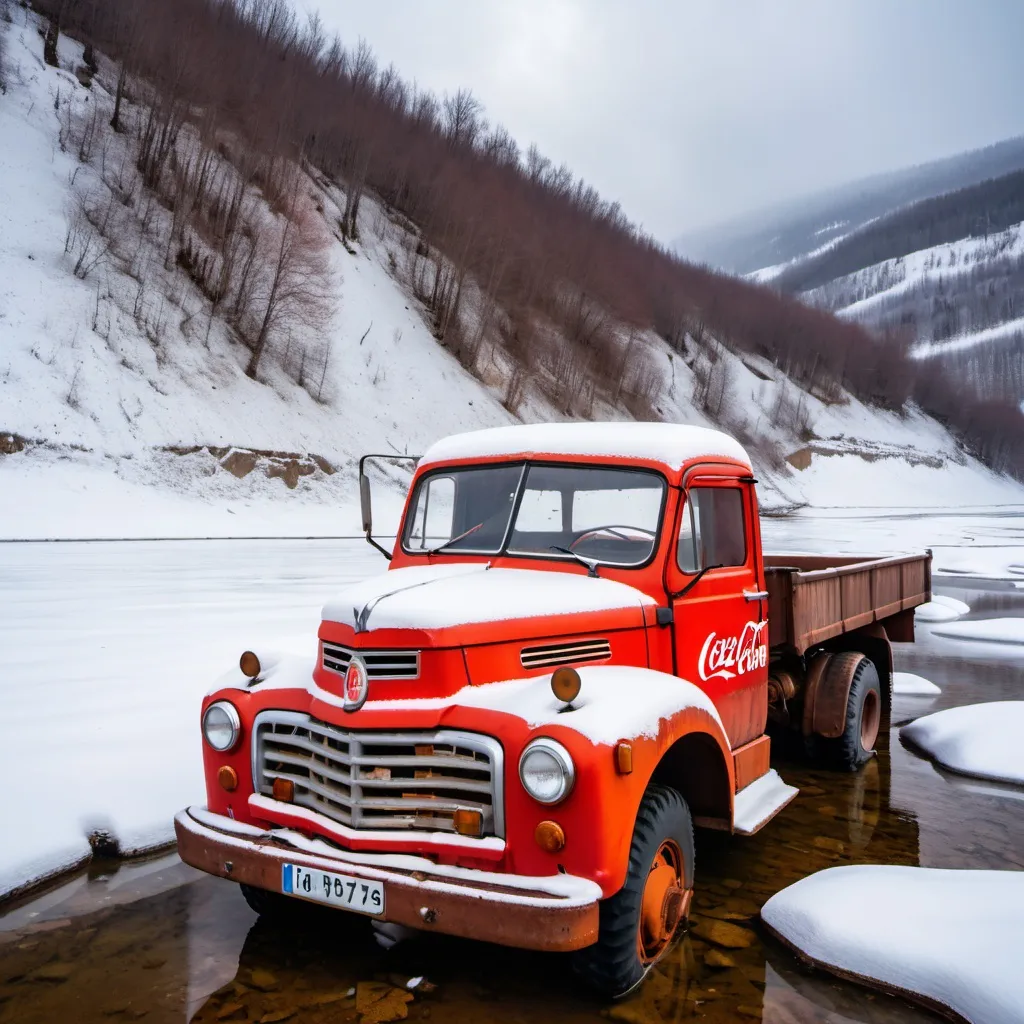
{"left": 2, "top": 575, "right": 1023, "bottom": 1023}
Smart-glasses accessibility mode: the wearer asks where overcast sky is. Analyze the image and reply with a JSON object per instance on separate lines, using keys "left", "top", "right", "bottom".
{"left": 300, "top": 1, "right": 1024, "bottom": 242}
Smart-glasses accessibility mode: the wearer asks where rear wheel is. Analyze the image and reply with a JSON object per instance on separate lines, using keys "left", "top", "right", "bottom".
{"left": 827, "top": 654, "right": 881, "bottom": 771}
{"left": 571, "top": 784, "right": 694, "bottom": 998}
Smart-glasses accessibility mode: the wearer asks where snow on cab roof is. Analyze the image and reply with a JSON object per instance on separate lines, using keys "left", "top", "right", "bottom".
{"left": 419, "top": 422, "right": 751, "bottom": 472}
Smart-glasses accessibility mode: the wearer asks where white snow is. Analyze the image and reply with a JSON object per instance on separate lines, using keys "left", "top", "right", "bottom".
{"left": 321, "top": 565, "right": 655, "bottom": 632}
{"left": 761, "top": 865, "right": 1024, "bottom": 1024}
{"left": 419, "top": 422, "right": 751, "bottom": 473}
{"left": 804, "top": 219, "right": 1024, "bottom": 326}
{"left": 0, "top": 538, "right": 383, "bottom": 901}
{"left": 732, "top": 768, "right": 799, "bottom": 835}
{"left": 911, "top": 314, "right": 1024, "bottom": 359}
{"left": 915, "top": 594, "right": 970, "bottom": 623}
{"left": 902, "top": 702, "right": 1024, "bottom": 786}
{"left": 930, "top": 618, "right": 1024, "bottom": 645}
{"left": 446, "top": 666, "right": 725, "bottom": 745}
{"left": 892, "top": 672, "right": 941, "bottom": 696}
{"left": 215, "top": 659, "right": 727, "bottom": 748}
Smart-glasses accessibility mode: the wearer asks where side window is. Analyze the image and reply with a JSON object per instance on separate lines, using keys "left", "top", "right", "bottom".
{"left": 677, "top": 487, "right": 747, "bottom": 573}
{"left": 406, "top": 475, "right": 455, "bottom": 549}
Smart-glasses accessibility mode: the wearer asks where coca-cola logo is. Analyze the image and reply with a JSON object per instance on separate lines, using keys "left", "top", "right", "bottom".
{"left": 698, "top": 620, "right": 768, "bottom": 682}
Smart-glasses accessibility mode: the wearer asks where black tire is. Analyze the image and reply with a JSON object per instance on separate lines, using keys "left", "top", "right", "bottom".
{"left": 828, "top": 654, "right": 882, "bottom": 771}
{"left": 239, "top": 881, "right": 299, "bottom": 919}
{"left": 571, "top": 784, "right": 694, "bottom": 998}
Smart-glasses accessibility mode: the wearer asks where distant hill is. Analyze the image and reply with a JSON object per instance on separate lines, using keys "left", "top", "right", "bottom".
{"left": 749, "top": 167, "right": 1024, "bottom": 412}
{"left": 674, "top": 136, "right": 1024, "bottom": 275}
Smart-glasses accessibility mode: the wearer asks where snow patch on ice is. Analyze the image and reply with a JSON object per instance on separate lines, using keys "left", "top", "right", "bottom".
{"left": 902, "top": 701, "right": 1024, "bottom": 786}
{"left": 930, "top": 618, "right": 1024, "bottom": 646}
{"left": 914, "top": 594, "right": 970, "bottom": 623}
{"left": 762, "top": 865, "right": 1024, "bottom": 1024}
{"left": 892, "top": 672, "right": 941, "bottom": 696}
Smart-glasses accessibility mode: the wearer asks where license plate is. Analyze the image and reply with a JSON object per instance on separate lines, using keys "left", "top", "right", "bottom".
{"left": 281, "top": 863, "right": 385, "bottom": 916}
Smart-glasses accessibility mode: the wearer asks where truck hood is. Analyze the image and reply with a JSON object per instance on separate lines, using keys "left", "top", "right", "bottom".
{"left": 321, "top": 563, "right": 656, "bottom": 640}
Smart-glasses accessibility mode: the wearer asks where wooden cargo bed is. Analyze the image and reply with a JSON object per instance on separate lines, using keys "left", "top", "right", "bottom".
{"left": 763, "top": 552, "right": 932, "bottom": 653}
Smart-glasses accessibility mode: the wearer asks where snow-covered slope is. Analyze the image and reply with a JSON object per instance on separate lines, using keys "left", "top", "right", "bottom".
{"left": 0, "top": 10, "right": 1021, "bottom": 541}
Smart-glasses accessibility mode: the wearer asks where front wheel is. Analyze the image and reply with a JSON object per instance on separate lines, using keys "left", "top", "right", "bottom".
{"left": 571, "top": 785, "right": 694, "bottom": 998}
{"left": 239, "top": 881, "right": 299, "bottom": 919}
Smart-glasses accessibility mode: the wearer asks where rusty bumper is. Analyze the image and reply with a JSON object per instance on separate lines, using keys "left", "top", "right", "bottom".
{"left": 175, "top": 807, "right": 600, "bottom": 952}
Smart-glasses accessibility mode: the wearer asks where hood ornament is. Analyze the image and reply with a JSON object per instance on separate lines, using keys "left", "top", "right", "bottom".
{"left": 353, "top": 604, "right": 372, "bottom": 633}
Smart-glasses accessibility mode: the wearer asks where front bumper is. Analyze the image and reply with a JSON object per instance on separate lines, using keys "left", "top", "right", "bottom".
{"left": 175, "top": 806, "right": 601, "bottom": 952}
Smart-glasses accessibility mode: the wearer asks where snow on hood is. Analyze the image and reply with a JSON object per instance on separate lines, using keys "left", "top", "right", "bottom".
{"left": 321, "top": 563, "right": 655, "bottom": 632}
{"left": 218, "top": 657, "right": 723, "bottom": 747}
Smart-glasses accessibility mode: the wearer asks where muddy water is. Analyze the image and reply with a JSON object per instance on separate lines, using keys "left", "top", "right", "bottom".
{"left": 2, "top": 585, "right": 1022, "bottom": 1024}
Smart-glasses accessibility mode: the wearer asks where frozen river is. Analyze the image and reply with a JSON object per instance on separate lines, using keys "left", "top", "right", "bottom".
{"left": 0, "top": 538, "right": 387, "bottom": 896}
{"left": 1, "top": 508, "right": 1021, "bottom": 899}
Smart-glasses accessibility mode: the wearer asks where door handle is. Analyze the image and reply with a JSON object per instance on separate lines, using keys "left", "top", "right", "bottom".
{"left": 744, "top": 590, "right": 769, "bottom": 601}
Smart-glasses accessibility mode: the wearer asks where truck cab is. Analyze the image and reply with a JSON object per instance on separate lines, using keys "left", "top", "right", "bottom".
{"left": 176, "top": 422, "right": 929, "bottom": 996}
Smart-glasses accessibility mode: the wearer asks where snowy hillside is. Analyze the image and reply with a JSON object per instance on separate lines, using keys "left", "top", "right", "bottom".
{"left": 800, "top": 223, "right": 1024, "bottom": 408}
{"left": 1, "top": 10, "right": 1021, "bottom": 542}
{"left": 745, "top": 167, "right": 1024, "bottom": 414}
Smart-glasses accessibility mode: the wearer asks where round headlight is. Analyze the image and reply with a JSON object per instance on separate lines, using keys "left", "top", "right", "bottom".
{"left": 519, "top": 738, "right": 575, "bottom": 805}
{"left": 202, "top": 701, "right": 241, "bottom": 752}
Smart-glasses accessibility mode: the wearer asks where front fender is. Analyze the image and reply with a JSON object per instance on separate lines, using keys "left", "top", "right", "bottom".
{"left": 454, "top": 665, "right": 734, "bottom": 895}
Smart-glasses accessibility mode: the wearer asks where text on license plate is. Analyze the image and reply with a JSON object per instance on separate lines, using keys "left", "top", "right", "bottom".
{"left": 282, "top": 863, "right": 385, "bottom": 915}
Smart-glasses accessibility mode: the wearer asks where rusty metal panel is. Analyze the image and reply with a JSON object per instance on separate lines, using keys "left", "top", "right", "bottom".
{"left": 766, "top": 569, "right": 794, "bottom": 648}
{"left": 873, "top": 564, "right": 901, "bottom": 610}
{"left": 840, "top": 571, "right": 872, "bottom": 629}
{"left": 771, "top": 552, "right": 932, "bottom": 654}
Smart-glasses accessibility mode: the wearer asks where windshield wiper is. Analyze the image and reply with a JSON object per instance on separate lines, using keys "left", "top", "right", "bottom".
{"left": 550, "top": 545, "right": 600, "bottom": 578}
{"left": 426, "top": 522, "right": 484, "bottom": 556}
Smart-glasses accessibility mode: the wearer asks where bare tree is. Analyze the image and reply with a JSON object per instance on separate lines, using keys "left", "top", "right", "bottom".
{"left": 244, "top": 176, "right": 337, "bottom": 379}
{"left": 442, "top": 88, "right": 484, "bottom": 150}
{"left": 0, "top": 4, "right": 9, "bottom": 95}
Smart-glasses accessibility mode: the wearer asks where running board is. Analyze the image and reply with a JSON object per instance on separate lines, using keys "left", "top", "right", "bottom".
{"left": 733, "top": 769, "right": 799, "bottom": 835}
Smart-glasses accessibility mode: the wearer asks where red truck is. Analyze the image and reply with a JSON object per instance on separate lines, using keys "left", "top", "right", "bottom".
{"left": 176, "top": 423, "right": 930, "bottom": 995}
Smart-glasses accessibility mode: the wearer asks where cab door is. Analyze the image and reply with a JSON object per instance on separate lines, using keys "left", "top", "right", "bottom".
{"left": 669, "top": 474, "right": 767, "bottom": 749}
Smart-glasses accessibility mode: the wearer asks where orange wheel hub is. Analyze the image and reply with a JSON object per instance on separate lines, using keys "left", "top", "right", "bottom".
{"left": 638, "top": 839, "right": 690, "bottom": 964}
{"left": 860, "top": 687, "right": 881, "bottom": 751}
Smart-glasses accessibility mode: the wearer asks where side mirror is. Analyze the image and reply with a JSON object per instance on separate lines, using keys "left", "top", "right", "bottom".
{"left": 359, "top": 472, "right": 372, "bottom": 534}
{"left": 357, "top": 453, "right": 422, "bottom": 562}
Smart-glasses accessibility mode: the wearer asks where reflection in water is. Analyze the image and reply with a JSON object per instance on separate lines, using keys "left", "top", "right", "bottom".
{"left": 2, "top": 583, "right": 1022, "bottom": 1023}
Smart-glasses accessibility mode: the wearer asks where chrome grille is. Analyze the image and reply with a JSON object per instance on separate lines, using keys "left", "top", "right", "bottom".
{"left": 520, "top": 637, "right": 611, "bottom": 669}
{"left": 253, "top": 711, "right": 503, "bottom": 836}
{"left": 321, "top": 642, "right": 419, "bottom": 680}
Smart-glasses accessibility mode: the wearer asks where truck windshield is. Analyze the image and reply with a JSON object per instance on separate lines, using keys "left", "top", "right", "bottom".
{"left": 402, "top": 463, "right": 665, "bottom": 567}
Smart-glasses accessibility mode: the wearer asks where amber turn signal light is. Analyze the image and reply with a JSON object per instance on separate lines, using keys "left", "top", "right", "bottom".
{"left": 240, "top": 651, "right": 261, "bottom": 679}
{"left": 453, "top": 809, "right": 483, "bottom": 836}
{"left": 535, "top": 820, "right": 566, "bottom": 853}
{"left": 551, "top": 666, "right": 581, "bottom": 704}
{"left": 272, "top": 778, "right": 295, "bottom": 802}
{"left": 615, "top": 741, "right": 633, "bottom": 774}
{"left": 218, "top": 765, "right": 239, "bottom": 792}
